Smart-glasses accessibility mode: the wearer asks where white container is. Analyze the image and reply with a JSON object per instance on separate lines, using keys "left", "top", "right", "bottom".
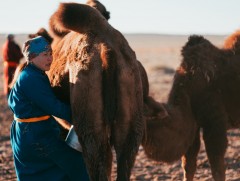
{"left": 65, "top": 125, "right": 82, "bottom": 152}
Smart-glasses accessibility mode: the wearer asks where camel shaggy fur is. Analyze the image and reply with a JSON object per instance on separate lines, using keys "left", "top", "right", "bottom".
{"left": 180, "top": 34, "right": 240, "bottom": 181}
{"left": 143, "top": 34, "right": 240, "bottom": 181}
{"left": 47, "top": 2, "right": 144, "bottom": 180}
{"left": 28, "top": 0, "right": 109, "bottom": 50}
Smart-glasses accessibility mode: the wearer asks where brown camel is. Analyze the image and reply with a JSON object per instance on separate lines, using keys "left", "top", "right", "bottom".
{"left": 31, "top": 2, "right": 193, "bottom": 180}
{"left": 143, "top": 34, "right": 240, "bottom": 181}
{"left": 180, "top": 34, "right": 240, "bottom": 181}
{"left": 47, "top": 2, "right": 144, "bottom": 180}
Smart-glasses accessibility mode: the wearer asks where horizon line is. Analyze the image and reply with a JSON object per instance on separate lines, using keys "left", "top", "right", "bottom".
{"left": 0, "top": 32, "right": 228, "bottom": 37}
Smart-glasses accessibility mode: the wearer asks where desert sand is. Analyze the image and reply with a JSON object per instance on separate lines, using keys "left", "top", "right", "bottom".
{"left": 0, "top": 34, "right": 239, "bottom": 181}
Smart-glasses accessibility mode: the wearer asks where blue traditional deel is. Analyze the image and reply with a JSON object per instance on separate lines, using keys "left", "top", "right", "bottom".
{"left": 23, "top": 36, "right": 51, "bottom": 59}
{"left": 8, "top": 63, "right": 89, "bottom": 180}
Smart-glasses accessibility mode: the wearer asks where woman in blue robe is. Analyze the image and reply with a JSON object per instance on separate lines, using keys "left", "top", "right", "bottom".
{"left": 8, "top": 36, "right": 89, "bottom": 181}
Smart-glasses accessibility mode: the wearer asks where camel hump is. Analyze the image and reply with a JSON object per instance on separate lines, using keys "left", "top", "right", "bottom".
{"left": 224, "top": 30, "right": 240, "bottom": 53}
{"left": 181, "top": 35, "right": 213, "bottom": 59}
{"left": 184, "top": 35, "right": 208, "bottom": 48}
{"left": 180, "top": 35, "right": 219, "bottom": 81}
{"left": 49, "top": 2, "right": 108, "bottom": 35}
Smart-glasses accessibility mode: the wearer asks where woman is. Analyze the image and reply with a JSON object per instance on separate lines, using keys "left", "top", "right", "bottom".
{"left": 8, "top": 36, "right": 89, "bottom": 181}
{"left": 2, "top": 34, "right": 23, "bottom": 97}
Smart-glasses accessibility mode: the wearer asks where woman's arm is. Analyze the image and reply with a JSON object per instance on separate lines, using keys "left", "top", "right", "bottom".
{"left": 20, "top": 72, "right": 72, "bottom": 122}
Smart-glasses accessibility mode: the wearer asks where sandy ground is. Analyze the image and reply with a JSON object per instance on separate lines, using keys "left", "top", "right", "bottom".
{"left": 0, "top": 34, "right": 239, "bottom": 180}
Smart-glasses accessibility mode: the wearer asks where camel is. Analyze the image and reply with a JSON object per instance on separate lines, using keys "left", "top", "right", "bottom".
{"left": 180, "top": 34, "right": 240, "bottom": 181}
{"left": 47, "top": 2, "right": 144, "bottom": 180}
{"left": 142, "top": 34, "right": 240, "bottom": 181}
{"left": 42, "top": 1, "right": 195, "bottom": 180}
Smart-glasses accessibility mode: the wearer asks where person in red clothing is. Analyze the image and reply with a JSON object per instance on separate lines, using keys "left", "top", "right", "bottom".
{"left": 2, "top": 34, "right": 23, "bottom": 97}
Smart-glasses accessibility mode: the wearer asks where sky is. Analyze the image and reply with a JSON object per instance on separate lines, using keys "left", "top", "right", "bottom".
{"left": 0, "top": 0, "right": 240, "bottom": 35}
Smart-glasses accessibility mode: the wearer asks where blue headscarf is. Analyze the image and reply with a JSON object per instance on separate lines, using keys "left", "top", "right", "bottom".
{"left": 23, "top": 36, "right": 51, "bottom": 60}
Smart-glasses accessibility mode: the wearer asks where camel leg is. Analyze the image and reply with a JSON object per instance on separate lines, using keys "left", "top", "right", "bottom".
{"left": 79, "top": 130, "right": 112, "bottom": 181}
{"left": 113, "top": 123, "right": 143, "bottom": 181}
{"left": 181, "top": 128, "right": 201, "bottom": 181}
{"left": 202, "top": 121, "right": 227, "bottom": 181}
{"left": 98, "top": 141, "right": 113, "bottom": 181}
{"left": 111, "top": 64, "right": 143, "bottom": 180}
{"left": 71, "top": 89, "right": 113, "bottom": 180}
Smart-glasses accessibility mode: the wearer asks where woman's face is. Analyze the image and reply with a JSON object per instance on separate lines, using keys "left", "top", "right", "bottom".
{"left": 31, "top": 50, "right": 53, "bottom": 71}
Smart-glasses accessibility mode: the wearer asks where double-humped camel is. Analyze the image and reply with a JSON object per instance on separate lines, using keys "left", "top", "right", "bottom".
{"left": 47, "top": 2, "right": 144, "bottom": 180}
{"left": 45, "top": 1, "right": 196, "bottom": 180}
{"left": 143, "top": 34, "right": 240, "bottom": 181}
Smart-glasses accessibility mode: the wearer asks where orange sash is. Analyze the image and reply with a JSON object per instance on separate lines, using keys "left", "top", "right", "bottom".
{"left": 14, "top": 115, "right": 50, "bottom": 122}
